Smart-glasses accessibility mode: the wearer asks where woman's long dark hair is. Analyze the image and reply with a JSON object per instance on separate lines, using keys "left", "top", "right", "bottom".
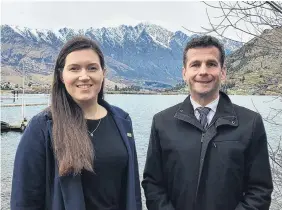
{"left": 51, "top": 36, "right": 105, "bottom": 176}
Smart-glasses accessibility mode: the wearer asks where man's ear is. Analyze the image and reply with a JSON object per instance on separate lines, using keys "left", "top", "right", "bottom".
{"left": 221, "top": 65, "right": 227, "bottom": 81}
{"left": 182, "top": 67, "right": 187, "bottom": 82}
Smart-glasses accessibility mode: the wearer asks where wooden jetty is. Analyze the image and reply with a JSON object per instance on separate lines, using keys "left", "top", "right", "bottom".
{"left": 1, "top": 95, "right": 50, "bottom": 133}
{"left": 2, "top": 103, "right": 48, "bottom": 107}
{"left": 1, "top": 118, "right": 28, "bottom": 133}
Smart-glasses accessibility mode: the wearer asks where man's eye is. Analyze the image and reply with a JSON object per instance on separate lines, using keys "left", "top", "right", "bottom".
{"left": 208, "top": 63, "right": 217, "bottom": 67}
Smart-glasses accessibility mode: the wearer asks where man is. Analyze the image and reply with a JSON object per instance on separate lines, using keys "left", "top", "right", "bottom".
{"left": 142, "top": 35, "right": 273, "bottom": 210}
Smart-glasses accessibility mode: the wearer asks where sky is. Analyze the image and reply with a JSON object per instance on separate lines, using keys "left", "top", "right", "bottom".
{"left": 1, "top": 0, "right": 254, "bottom": 42}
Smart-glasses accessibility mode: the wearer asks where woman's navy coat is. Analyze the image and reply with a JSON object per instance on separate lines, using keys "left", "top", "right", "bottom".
{"left": 11, "top": 101, "right": 142, "bottom": 210}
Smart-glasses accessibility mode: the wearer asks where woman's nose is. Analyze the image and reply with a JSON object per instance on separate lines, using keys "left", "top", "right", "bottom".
{"left": 78, "top": 69, "right": 90, "bottom": 80}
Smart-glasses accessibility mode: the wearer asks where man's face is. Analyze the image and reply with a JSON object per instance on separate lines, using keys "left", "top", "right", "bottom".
{"left": 182, "top": 46, "right": 226, "bottom": 101}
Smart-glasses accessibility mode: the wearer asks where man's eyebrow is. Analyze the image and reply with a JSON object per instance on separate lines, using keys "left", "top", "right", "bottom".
{"left": 206, "top": 59, "right": 219, "bottom": 63}
{"left": 188, "top": 60, "right": 201, "bottom": 64}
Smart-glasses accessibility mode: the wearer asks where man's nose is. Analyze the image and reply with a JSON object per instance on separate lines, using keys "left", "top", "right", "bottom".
{"left": 199, "top": 65, "right": 208, "bottom": 75}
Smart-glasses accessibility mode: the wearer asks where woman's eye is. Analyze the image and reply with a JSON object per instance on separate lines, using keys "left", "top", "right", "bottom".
{"left": 69, "top": 67, "right": 79, "bottom": 71}
{"left": 89, "top": 66, "right": 98, "bottom": 71}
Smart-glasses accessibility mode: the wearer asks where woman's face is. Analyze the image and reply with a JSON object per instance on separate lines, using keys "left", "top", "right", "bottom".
{"left": 61, "top": 49, "right": 104, "bottom": 105}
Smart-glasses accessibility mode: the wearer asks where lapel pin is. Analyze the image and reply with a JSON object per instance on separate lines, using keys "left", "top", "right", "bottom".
{"left": 127, "top": 133, "right": 132, "bottom": 137}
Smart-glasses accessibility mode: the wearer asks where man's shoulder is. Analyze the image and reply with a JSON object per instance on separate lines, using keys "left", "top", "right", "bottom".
{"left": 221, "top": 92, "right": 261, "bottom": 120}
{"left": 154, "top": 102, "right": 182, "bottom": 120}
{"left": 232, "top": 103, "right": 261, "bottom": 120}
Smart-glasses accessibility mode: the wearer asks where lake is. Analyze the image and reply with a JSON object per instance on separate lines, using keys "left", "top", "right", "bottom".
{"left": 1, "top": 94, "right": 282, "bottom": 210}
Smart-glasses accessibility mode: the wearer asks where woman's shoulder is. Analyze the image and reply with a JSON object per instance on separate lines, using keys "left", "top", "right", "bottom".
{"left": 18, "top": 109, "right": 51, "bottom": 152}
{"left": 26, "top": 108, "right": 51, "bottom": 131}
{"left": 110, "top": 105, "right": 130, "bottom": 119}
{"left": 100, "top": 99, "right": 131, "bottom": 120}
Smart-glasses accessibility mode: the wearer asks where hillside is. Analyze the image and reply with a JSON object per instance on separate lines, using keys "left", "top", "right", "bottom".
{"left": 225, "top": 27, "right": 282, "bottom": 95}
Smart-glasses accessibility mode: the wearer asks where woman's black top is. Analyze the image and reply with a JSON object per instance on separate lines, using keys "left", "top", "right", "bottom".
{"left": 82, "top": 113, "right": 128, "bottom": 210}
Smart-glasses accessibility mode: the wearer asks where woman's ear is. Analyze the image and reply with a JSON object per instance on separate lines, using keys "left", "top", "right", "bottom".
{"left": 103, "top": 68, "right": 107, "bottom": 77}
{"left": 60, "top": 70, "right": 64, "bottom": 83}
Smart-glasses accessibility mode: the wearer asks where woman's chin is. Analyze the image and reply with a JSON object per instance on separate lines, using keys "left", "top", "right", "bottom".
{"left": 73, "top": 96, "right": 97, "bottom": 105}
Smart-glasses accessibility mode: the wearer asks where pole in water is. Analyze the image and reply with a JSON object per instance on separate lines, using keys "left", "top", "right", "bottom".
{"left": 22, "top": 64, "right": 25, "bottom": 121}
{"left": 12, "top": 90, "right": 15, "bottom": 103}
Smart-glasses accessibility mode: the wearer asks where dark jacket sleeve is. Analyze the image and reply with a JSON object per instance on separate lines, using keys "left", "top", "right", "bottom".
{"left": 10, "top": 116, "right": 46, "bottom": 210}
{"left": 235, "top": 114, "right": 273, "bottom": 210}
{"left": 142, "top": 116, "right": 175, "bottom": 210}
{"left": 133, "top": 141, "right": 142, "bottom": 210}
{"left": 127, "top": 115, "right": 142, "bottom": 210}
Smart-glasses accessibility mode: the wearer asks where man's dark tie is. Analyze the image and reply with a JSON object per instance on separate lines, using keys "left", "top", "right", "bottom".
{"left": 196, "top": 107, "right": 211, "bottom": 129}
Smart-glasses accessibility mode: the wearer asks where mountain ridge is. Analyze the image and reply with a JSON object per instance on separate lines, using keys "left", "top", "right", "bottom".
{"left": 1, "top": 23, "right": 242, "bottom": 89}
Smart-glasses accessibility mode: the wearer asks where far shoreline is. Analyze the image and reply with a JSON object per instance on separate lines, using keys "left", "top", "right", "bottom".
{"left": 1, "top": 89, "right": 281, "bottom": 96}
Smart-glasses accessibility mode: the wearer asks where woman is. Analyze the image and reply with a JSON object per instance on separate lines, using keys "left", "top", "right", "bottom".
{"left": 10, "top": 36, "right": 142, "bottom": 210}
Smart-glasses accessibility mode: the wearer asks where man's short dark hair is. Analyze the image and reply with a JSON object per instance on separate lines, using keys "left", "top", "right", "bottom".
{"left": 183, "top": 35, "right": 225, "bottom": 67}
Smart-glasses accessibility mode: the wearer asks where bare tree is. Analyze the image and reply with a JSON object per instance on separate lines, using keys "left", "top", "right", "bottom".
{"left": 183, "top": 1, "right": 282, "bottom": 209}
{"left": 184, "top": 1, "right": 282, "bottom": 47}
{"left": 251, "top": 97, "right": 282, "bottom": 210}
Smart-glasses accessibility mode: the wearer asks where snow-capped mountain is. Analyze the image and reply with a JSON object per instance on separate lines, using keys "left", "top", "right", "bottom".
{"left": 1, "top": 23, "right": 242, "bottom": 88}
